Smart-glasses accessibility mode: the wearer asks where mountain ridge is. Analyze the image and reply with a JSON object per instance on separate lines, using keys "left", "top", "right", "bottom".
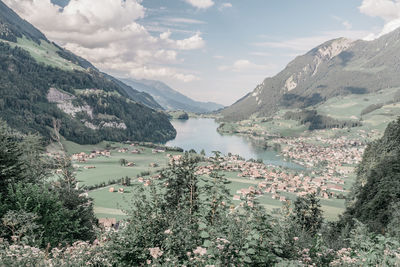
{"left": 221, "top": 28, "right": 400, "bottom": 121}
{"left": 121, "top": 78, "right": 224, "bottom": 113}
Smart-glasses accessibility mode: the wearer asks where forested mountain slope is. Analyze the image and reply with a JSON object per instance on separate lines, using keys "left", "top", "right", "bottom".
{"left": 0, "top": 0, "right": 175, "bottom": 144}
{"left": 344, "top": 118, "right": 400, "bottom": 233}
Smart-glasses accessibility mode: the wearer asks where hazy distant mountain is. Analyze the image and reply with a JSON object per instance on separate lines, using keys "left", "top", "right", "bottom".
{"left": 0, "top": 0, "right": 175, "bottom": 144}
{"left": 121, "top": 78, "right": 224, "bottom": 113}
{"left": 221, "top": 29, "right": 400, "bottom": 121}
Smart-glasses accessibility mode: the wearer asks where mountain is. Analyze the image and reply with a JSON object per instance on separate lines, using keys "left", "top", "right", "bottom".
{"left": 121, "top": 78, "right": 224, "bottom": 113}
{"left": 0, "top": 0, "right": 46, "bottom": 43}
{"left": 0, "top": 0, "right": 175, "bottom": 144}
{"left": 221, "top": 29, "right": 400, "bottom": 121}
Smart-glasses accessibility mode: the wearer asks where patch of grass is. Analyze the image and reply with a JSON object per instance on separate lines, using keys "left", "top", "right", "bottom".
{"left": 316, "top": 87, "right": 400, "bottom": 121}
{"left": 4, "top": 37, "right": 83, "bottom": 71}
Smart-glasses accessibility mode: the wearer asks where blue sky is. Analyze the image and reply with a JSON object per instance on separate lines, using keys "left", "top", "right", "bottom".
{"left": 5, "top": 0, "right": 396, "bottom": 105}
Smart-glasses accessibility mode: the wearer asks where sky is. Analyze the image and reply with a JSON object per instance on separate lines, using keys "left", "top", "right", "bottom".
{"left": 3, "top": 0, "right": 400, "bottom": 105}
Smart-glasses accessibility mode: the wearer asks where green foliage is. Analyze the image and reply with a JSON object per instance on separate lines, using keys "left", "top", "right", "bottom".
{"left": 177, "top": 112, "right": 189, "bottom": 120}
{"left": 0, "top": 122, "right": 97, "bottom": 248}
{"left": 3, "top": 182, "right": 74, "bottom": 247}
{"left": 292, "top": 193, "right": 324, "bottom": 235}
{"left": 1, "top": 210, "right": 40, "bottom": 245}
{"left": 284, "top": 109, "right": 361, "bottom": 130}
{"left": 360, "top": 103, "right": 384, "bottom": 116}
{"left": 344, "top": 117, "right": 400, "bottom": 234}
{"left": 0, "top": 122, "right": 25, "bottom": 197}
{"left": 0, "top": 121, "right": 49, "bottom": 197}
{"left": 109, "top": 153, "right": 281, "bottom": 266}
{"left": 119, "top": 158, "right": 127, "bottom": 166}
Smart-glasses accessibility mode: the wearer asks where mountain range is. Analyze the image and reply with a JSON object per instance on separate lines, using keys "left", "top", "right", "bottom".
{"left": 121, "top": 78, "right": 224, "bottom": 113}
{"left": 221, "top": 29, "right": 400, "bottom": 121}
{"left": 0, "top": 0, "right": 175, "bottom": 144}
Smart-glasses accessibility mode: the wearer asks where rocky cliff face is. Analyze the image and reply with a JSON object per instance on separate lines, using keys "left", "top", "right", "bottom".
{"left": 284, "top": 38, "right": 354, "bottom": 92}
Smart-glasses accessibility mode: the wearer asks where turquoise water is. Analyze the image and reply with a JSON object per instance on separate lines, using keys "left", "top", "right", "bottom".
{"left": 165, "top": 118, "right": 302, "bottom": 169}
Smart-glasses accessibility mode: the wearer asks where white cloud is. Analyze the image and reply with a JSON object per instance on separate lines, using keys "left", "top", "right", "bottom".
{"left": 4, "top": 0, "right": 204, "bottom": 82}
{"left": 332, "top": 16, "right": 352, "bottom": 30}
{"left": 249, "top": 52, "right": 271, "bottom": 57}
{"left": 359, "top": 0, "right": 400, "bottom": 39}
{"left": 183, "top": 0, "right": 214, "bottom": 9}
{"left": 219, "top": 3, "right": 232, "bottom": 11}
{"left": 219, "top": 59, "right": 274, "bottom": 72}
{"left": 359, "top": 0, "right": 400, "bottom": 21}
{"left": 175, "top": 33, "right": 205, "bottom": 50}
{"left": 165, "top": 17, "right": 206, "bottom": 25}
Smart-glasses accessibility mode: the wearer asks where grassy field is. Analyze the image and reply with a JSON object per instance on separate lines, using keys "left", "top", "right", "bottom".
{"left": 63, "top": 141, "right": 179, "bottom": 187}
{"left": 317, "top": 87, "right": 400, "bottom": 121}
{"left": 4, "top": 37, "right": 84, "bottom": 71}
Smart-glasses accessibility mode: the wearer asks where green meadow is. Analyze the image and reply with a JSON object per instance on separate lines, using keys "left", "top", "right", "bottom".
{"left": 6, "top": 37, "right": 84, "bottom": 71}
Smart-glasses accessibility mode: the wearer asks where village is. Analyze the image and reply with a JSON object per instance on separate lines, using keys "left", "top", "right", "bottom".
{"left": 194, "top": 132, "right": 367, "bottom": 203}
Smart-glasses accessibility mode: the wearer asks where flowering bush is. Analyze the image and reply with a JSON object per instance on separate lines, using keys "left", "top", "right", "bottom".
{"left": 0, "top": 237, "right": 113, "bottom": 266}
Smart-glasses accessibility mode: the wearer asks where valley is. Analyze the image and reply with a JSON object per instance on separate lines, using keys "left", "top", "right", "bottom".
{"left": 64, "top": 117, "right": 358, "bottom": 221}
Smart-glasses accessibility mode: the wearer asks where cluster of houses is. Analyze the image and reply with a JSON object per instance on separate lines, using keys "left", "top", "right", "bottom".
{"left": 117, "top": 147, "right": 144, "bottom": 154}
{"left": 277, "top": 136, "right": 365, "bottom": 169}
{"left": 196, "top": 154, "right": 349, "bottom": 202}
{"left": 71, "top": 150, "right": 111, "bottom": 162}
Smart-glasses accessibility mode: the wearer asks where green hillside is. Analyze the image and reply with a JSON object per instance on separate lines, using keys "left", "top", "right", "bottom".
{"left": 0, "top": 1, "right": 175, "bottom": 144}
{"left": 343, "top": 118, "right": 400, "bottom": 233}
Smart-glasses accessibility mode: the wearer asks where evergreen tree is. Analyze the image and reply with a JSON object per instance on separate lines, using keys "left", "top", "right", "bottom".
{"left": 292, "top": 192, "right": 323, "bottom": 235}
{"left": 0, "top": 122, "right": 25, "bottom": 196}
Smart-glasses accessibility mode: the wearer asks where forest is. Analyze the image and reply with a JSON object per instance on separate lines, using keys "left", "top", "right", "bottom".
{"left": 0, "top": 118, "right": 399, "bottom": 266}
{"left": 284, "top": 110, "right": 362, "bottom": 130}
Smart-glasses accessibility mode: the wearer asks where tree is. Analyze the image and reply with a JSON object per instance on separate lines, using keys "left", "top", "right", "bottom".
{"left": 292, "top": 193, "right": 323, "bottom": 235}
{"left": 343, "top": 118, "right": 400, "bottom": 234}
{"left": 0, "top": 122, "right": 25, "bottom": 196}
{"left": 53, "top": 157, "right": 97, "bottom": 244}
{"left": 119, "top": 158, "right": 127, "bottom": 166}
{"left": 109, "top": 152, "right": 281, "bottom": 266}
{"left": 0, "top": 122, "right": 49, "bottom": 197}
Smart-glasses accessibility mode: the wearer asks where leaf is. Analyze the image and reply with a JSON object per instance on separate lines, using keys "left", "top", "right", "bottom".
{"left": 203, "top": 240, "right": 212, "bottom": 248}
{"left": 198, "top": 222, "right": 207, "bottom": 230}
{"left": 244, "top": 256, "right": 252, "bottom": 263}
{"left": 200, "top": 231, "right": 210, "bottom": 238}
{"left": 247, "top": 248, "right": 256, "bottom": 254}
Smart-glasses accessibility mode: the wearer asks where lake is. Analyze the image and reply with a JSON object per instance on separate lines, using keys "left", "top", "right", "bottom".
{"left": 165, "top": 118, "right": 302, "bottom": 169}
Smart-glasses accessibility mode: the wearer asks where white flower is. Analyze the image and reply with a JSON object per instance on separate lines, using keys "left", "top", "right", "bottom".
{"left": 148, "top": 247, "right": 163, "bottom": 259}
{"left": 193, "top": 246, "right": 207, "bottom": 256}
